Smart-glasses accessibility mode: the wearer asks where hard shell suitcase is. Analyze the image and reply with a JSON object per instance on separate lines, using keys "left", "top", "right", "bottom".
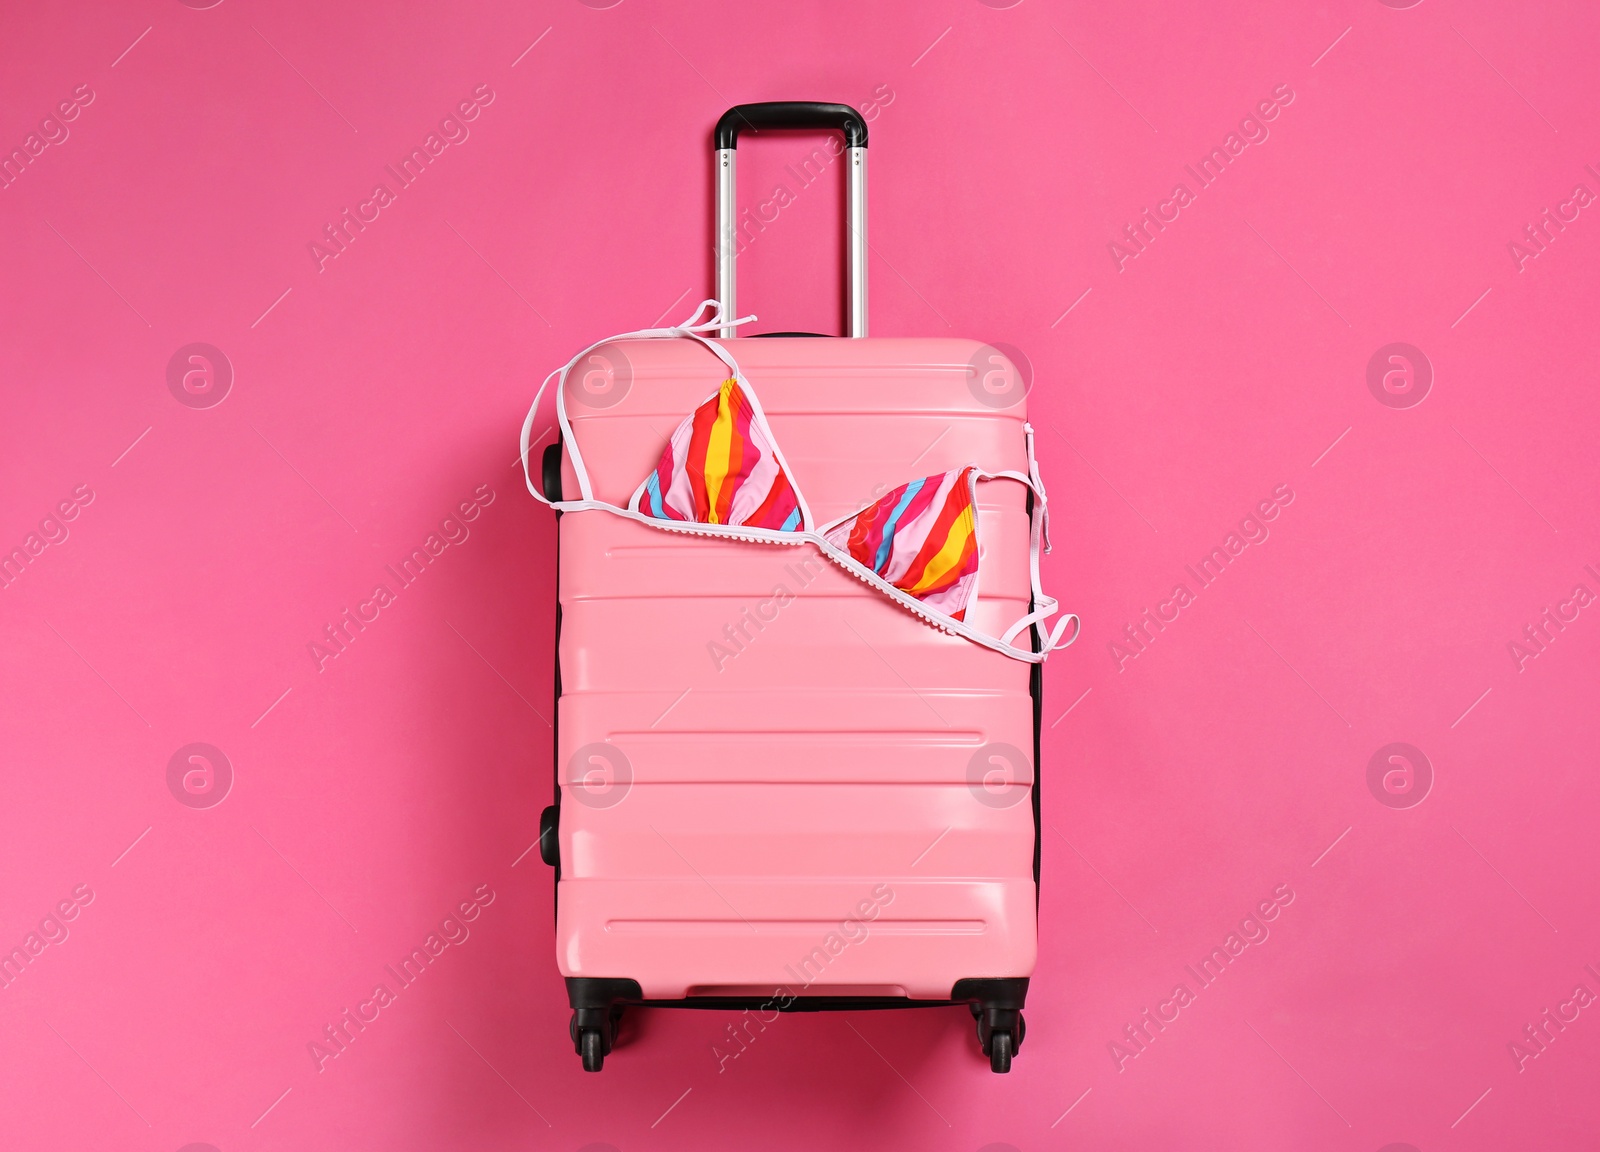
{"left": 526, "top": 103, "right": 1065, "bottom": 1074}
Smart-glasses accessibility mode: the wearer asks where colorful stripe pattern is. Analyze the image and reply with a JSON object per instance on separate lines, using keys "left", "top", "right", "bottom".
{"left": 824, "top": 467, "right": 981, "bottom": 620}
{"left": 640, "top": 378, "right": 803, "bottom": 531}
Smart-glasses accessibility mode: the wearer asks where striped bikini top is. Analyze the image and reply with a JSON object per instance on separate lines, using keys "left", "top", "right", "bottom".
{"left": 521, "top": 301, "right": 1078, "bottom": 664}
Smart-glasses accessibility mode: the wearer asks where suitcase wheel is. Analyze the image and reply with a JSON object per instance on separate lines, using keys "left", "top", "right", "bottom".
{"left": 988, "top": 1030, "right": 1014, "bottom": 1074}
{"left": 569, "top": 1004, "right": 624, "bottom": 1072}
{"left": 976, "top": 1008, "right": 1025, "bottom": 1074}
{"left": 538, "top": 805, "right": 559, "bottom": 868}
{"left": 578, "top": 1027, "right": 605, "bottom": 1072}
{"left": 541, "top": 442, "right": 563, "bottom": 502}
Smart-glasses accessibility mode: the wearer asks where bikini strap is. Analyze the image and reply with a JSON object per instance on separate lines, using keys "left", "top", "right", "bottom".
{"left": 520, "top": 299, "right": 755, "bottom": 508}
{"left": 988, "top": 424, "right": 1079, "bottom": 654}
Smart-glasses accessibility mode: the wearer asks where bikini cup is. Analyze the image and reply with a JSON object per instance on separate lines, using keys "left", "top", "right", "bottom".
{"left": 632, "top": 374, "right": 984, "bottom": 621}
{"left": 521, "top": 300, "right": 1079, "bottom": 663}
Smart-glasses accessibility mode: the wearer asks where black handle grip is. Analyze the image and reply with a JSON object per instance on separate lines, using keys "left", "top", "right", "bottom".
{"left": 714, "top": 102, "right": 868, "bottom": 150}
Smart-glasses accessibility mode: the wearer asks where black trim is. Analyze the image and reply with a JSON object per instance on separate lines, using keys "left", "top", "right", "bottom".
{"left": 621, "top": 996, "right": 938, "bottom": 1012}
{"left": 563, "top": 976, "right": 1029, "bottom": 1015}
{"left": 1031, "top": 651, "right": 1043, "bottom": 901}
{"left": 547, "top": 441, "right": 563, "bottom": 925}
{"left": 715, "top": 102, "right": 868, "bottom": 150}
{"left": 951, "top": 977, "right": 1029, "bottom": 1010}
{"left": 1026, "top": 485, "right": 1043, "bottom": 903}
{"left": 749, "top": 331, "right": 829, "bottom": 339}
{"left": 567, "top": 977, "right": 644, "bottom": 1009}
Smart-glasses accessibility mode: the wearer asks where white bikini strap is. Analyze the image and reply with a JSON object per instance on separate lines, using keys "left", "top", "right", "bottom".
{"left": 992, "top": 424, "right": 1078, "bottom": 654}
{"left": 520, "top": 299, "right": 755, "bottom": 507}
{"left": 520, "top": 366, "right": 563, "bottom": 506}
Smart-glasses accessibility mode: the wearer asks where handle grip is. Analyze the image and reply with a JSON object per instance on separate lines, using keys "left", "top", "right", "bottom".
{"left": 714, "top": 102, "right": 869, "bottom": 150}
{"left": 714, "top": 102, "right": 868, "bottom": 338}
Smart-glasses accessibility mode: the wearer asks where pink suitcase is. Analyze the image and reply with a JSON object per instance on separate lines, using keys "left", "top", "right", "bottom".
{"left": 524, "top": 103, "right": 1070, "bottom": 1073}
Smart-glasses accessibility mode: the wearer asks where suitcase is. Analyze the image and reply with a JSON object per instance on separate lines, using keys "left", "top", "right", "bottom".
{"left": 522, "top": 102, "right": 1072, "bottom": 1074}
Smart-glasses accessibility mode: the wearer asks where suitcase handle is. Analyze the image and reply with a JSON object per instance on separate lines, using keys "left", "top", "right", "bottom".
{"left": 714, "top": 101, "right": 867, "bottom": 339}
{"left": 714, "top": 102, "right": 868, "bottom": 149}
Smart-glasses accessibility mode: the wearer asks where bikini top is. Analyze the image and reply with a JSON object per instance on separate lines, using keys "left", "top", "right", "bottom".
{"left": 520, "top": 301, "right": 1079, "bottom": 664}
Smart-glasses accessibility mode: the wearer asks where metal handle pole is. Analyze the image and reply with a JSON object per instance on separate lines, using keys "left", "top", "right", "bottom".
{"left": 712, "top": 102, "right": 869, "bottom": 339}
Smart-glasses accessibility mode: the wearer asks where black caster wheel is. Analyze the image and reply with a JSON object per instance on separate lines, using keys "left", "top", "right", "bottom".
{"left": 570, "top": 1004, "right": 622, "bottom": 1072}
{"left": 579, "top": 1028, "right": 605, "bottom": 1072}
{"left": 976, "top": 1008, "right": 1024, "bottom": 1073}
{"left": 565, "top": 980, "right": 640, "bottom": 1073}
{"left": 989, "top": 1030, "right": 1013, "bottom": 1073}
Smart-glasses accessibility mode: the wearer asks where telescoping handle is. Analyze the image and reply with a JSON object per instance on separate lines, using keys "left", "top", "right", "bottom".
{"left": 714, "top": 102, "right": 868, "bottom": 338}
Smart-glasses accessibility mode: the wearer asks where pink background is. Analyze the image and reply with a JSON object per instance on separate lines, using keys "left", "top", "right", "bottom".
{"left": 2, "top": 0, "right": 1597, "bottom": 1149}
